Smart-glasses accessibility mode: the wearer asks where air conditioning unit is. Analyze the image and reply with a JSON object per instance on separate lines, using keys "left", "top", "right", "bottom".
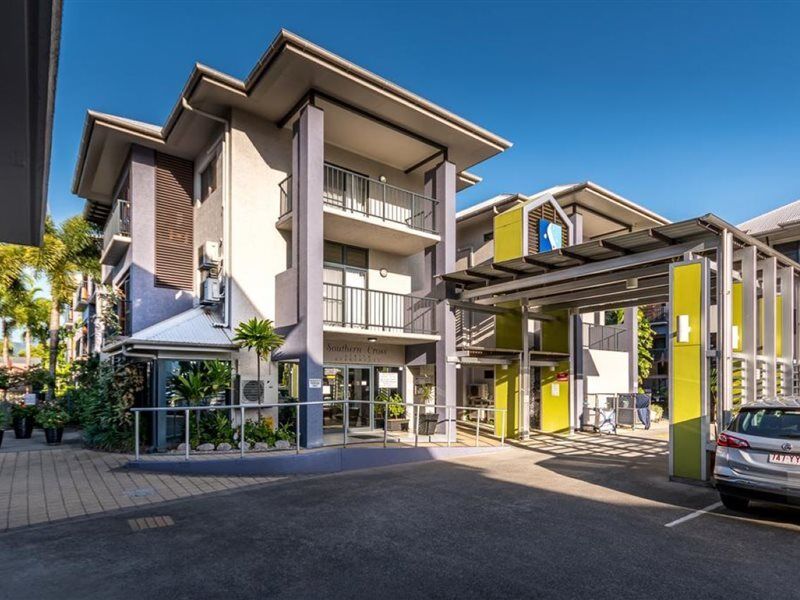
{"left": 200, "top": 277, "right": 222, "bottom": 305}
{"left": 198, "top": 241, "right": 221, "bottom": 270}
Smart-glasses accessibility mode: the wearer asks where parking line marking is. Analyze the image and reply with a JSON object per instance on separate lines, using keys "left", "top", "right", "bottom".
{"left": 665, "top": 502, "right": 723, "bottom": 528}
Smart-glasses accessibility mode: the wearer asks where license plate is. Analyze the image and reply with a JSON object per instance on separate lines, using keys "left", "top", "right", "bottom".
{"left": 768, "top": 453, "right": 800, "bottom": 465}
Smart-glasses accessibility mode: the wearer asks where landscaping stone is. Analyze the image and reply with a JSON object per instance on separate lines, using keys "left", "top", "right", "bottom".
{"left": 216, "top": 443, "right": 233, "bottom": 452}
{"left": 176, "top": 443, "right": 187, "bottom": 452}
{"left": 238, "top": 442, "right": 249, "bottom": 450}
{"left": 254, "top": 442, "right": 271, "bottom": 451}
{"left": 274, "top": 440, "right": 291, "bottom": 450}
{"left": 196, "top": 443, "right": 215, "bottom": 452}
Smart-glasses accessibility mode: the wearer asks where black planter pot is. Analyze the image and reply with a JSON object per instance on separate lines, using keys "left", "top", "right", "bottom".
{"left": 13, "top": 416, "right": 34, "bottom": 439}
{"left": 43, "top": 427, "right": 64, "bottom": 445}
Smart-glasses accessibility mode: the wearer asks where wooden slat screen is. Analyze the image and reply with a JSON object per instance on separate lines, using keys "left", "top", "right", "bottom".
{"left": 155, "top": 153, "right": 194, "bottom": 290}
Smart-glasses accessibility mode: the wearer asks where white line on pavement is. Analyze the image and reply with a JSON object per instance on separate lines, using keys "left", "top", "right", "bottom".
{"left": 665, "top": 502, "right": 723, "bottom": 528}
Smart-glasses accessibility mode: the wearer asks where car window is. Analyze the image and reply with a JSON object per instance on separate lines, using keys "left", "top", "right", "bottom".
{"left": 730, "top": 408, "right": 800, "bottom": 439}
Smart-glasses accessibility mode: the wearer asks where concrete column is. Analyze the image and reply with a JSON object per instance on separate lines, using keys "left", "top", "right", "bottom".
{"left": 569, "top": 210, "right": 583, "bottom": 246}
{"left": 292, "top": 105, "right": 325, "bottom": 448}
{"left": 623, "top": 306, "right": 639, "bottom": 392}
{"left": 572, "top": 312, "right": 584, "bottom": 431}
{"left": 779, "top": 267, "right": 794, "bottom": 394}
{"left": 425, "top": 161, "right": 456, "bottom": 439}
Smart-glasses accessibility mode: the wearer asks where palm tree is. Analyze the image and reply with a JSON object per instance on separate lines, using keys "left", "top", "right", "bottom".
{"left": 11, "top": 286, "right": 48, "bottom": 369}
{"left": 233, "top": 318, "right": 284, "bottom": 418}
{"left": 0, "top": 271, "right": 32, "bottom": 367}
{"left": 28, "top": 216, "right": 100, "bottom": 398}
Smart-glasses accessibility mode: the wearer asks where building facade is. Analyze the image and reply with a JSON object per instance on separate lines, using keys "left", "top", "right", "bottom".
{"left": 72, "top": 30, "right": 511, "bottom": 449}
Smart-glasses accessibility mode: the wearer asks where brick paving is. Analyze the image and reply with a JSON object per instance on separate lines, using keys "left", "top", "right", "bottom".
{"left": 0, "top": 431, "right": 285, "bottom": 532}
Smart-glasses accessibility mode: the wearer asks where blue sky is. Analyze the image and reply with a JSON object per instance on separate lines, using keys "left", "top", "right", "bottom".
{"left": 50, "top": 0, "right": 800, "bottom": 226}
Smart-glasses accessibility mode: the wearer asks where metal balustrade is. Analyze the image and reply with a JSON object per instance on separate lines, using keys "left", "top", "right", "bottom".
{"left": 323, "top": 164, "right": 437, "bottom": 234}
{"left": 323, "top": 283, "right": 436, "bottom": 335}
{"left": 582, "top": 322, "right": 625, "bottom": 352}
{"left": 279, "top": 175, "right": 291, "bottom": 217}
{"left": 103, "top": 199, "right": 131, "bottom": 248}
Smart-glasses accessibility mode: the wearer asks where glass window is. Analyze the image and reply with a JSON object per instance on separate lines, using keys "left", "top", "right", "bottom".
{"left": 483, "top": 232, "right": 494, "bottom": 242}
{"left": 730, "top": 408, "right": 800, "bottom": 439}
{"left": 200, "top": 157, "right": 218, "bottom": 202}
{"left": 324, "top": 240, "right": 368, "bottom": 269}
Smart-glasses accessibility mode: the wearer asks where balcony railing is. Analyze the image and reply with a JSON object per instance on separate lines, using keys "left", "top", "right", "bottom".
{"left": 103, "top": 199, "right": 131, "bottom": 247}
{"left": 323, "top": 284, "right": 436, "bottom": 335}
{"left": 582, "top": 322, "right": 625, "bottom": 352}
{"left": 323, "top": 164, "right": 437, "bottom": 234}
{"left": 279, "top": 176, "right": 292, "bottom": 217}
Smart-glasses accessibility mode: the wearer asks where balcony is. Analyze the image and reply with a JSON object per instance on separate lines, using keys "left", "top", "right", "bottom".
{"left": 277, "top": 165, "right": 441, "bottom": 255}
{"left": 72, "top": 281, "right": 90, "bottom": 310}
{"left": 582, "top": 322, "right": 626, "bottom": 352}
{"left": 100, "top": 200, "right": 131, "bottom": 266}
{"left": 323, "top": 284, "right": 437, "bottom": 341}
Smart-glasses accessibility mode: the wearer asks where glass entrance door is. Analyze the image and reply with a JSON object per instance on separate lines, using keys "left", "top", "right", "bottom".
{"left": 347, "top": 367, "right": 372, "bottom": 431}
{"left": 323, "top": 366, "right": 345, "bottom": 432}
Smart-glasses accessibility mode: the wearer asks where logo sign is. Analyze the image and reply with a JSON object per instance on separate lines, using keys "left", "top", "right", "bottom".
{"left": 782, "top": 442, "right": 793, "bottom": 452}
{"left": 556, "top": 371, "right": 569, "bottom": 382}
{"left": 308, "top": 378, "right": 322, "bottom": 389}
{"left": 539, "top": 219, "right": 563, "bottom": 252}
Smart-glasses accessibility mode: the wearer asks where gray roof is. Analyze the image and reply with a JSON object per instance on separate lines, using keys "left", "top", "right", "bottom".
{"left": 127, "top": 307, "right": 236, "bottom": 348}
{"left": 738, "top": 199, "right": 800, "bottom": 236}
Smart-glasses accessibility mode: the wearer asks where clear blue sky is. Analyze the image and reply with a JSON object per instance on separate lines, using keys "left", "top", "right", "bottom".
{"left": 50, "top": 0, "right": 800, "bottom": 226}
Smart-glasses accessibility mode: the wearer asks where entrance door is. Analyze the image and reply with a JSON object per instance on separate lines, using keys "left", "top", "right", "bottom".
{"left": 323, "top": 366, "right": 345, "bottom": 431}
{"left": 347, "top": 366, "right": 373, "bottom": 430}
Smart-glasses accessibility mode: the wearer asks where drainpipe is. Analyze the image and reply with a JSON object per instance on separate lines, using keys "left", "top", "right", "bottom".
{"left": 181, "top": 98, "right": 232, "bottom": 329}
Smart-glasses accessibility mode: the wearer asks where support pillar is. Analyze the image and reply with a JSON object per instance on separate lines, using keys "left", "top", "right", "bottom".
{"left": 717, "top": 230, "right": 733, "bottom": 428}
{"left": 623, "top": 306, "right": 638, "bottom": 393}
{"left": 426, "top": 161, "right": 456, "bottom": 440}
{"left": 669, "top": 259, "right": 709, "bottom": 481}
{"left": 760, "top": 257, "right": 777, "bottom": 398}
{"left": 519, "top": 304, "right": 531, "bottom": 439}
{"left": 293, "top": 104, "right": 325, "bottom": 448}
{"left": 779, "top": 267, "right": 794, "bottom": 395}
{"left": 738, "top": 246, "right": 757, "bottom": 404}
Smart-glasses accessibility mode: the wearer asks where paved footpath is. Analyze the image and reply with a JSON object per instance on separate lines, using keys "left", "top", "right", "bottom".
{"left": 0, "top": 430, "right": 285, "bottom": 531}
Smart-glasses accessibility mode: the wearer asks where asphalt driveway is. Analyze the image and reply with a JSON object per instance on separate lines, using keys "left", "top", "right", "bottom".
{"left": 1, "top": 434, "right": 798, "bottom": 600}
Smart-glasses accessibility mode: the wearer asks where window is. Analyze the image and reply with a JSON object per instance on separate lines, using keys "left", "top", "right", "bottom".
{"left": 323, "top": 241, "right": 368, "bottom": 269}
{"left": 730, "top": 408, "right": 800, "bottom": 439}
{"left": 483, "top": 232, "right": 494, "bottom": 243}
{"left": 200, "top": 157, "right": 218, "bottom": 202}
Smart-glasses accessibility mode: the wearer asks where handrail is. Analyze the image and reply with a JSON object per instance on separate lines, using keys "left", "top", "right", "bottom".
{"left": 103, "top": 199, "right": 131, "bottom": 249}
{"left": 131, "top": 400, "right": 506, "bottom": 461}
{"left": 322, "top": 283, "right": 437, "bottom": 335}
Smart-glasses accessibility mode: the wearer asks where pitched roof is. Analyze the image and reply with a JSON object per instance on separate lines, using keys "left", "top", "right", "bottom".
{"left": 738, "top": 198, "right": 800, "bottom": 236}
{"left": 456, "top": 186, "right": 572, "bottom": 222}
{"left": 126, "top": 307, "right": 236, "bottom": 348}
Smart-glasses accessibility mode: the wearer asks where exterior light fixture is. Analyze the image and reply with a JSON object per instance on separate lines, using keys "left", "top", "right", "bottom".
{"left": 379, "top": 175, "right": 387, "bottom": 183}
{"left": 732, "top": 325, "right": 740, "bottom": 350}
{"left": 379, "top": 268, "right": 388, "bottom": 278}
{"left": 367, "top": 337, "right": 378, "bottom": 343}
{"left": 625, "top": 278, "right": 639, "bottom": 290}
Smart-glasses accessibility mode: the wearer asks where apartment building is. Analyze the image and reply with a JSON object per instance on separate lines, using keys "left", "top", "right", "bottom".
{"left": 72, "top": 30, "right": 511, "bottom": 449}
{"left": 452, "top": 183, "right": 669, "bottom": 433}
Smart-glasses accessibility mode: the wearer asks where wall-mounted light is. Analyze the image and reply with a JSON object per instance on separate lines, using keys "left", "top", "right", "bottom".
{"left": 379, "top": 175, "right": 387, "bottom": 183}
{"left": 677, "top": 314, "right": 691, "bottom": 343}
{"left": 367, "top": 337, "right": 377, "bottom": 343}
{"left": 379, "top": 268, "right": 388, "bottom": 278}
{"left": 625, "top": 278, "right": 639, "bottom": 290}
{"left": 732, "top": 325, "right": 740, "bottom": 350}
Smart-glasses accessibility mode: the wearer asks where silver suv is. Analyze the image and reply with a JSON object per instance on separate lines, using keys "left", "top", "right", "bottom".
{"left": 714, "top": 399, "right": 800, "bottom": 511}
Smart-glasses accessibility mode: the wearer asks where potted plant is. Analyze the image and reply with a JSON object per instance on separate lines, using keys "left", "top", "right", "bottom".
{"left": 376, "top": 392, "right": 408, "bottom": 432}
{"left": 36, "top": 403, "right": 69, "bottom": 445}
{"left": 11, "top": 403, "right": 37, "bottom": 439}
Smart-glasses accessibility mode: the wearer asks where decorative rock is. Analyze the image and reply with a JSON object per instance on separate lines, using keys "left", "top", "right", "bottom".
{"left": 238, "top": 442, "right": 249, "bottom": 450}
{"left": 176, "top": 443, "right": 187, "bottom": 452}
{"left": 274, "top": 440, "right": 291, "bottom": 450}
{"left": 254, "top": 442, "right": 271, "bottom": 451}
{"left": 196, "top": 443, "right": 215, "bottom": 452}
{"left": 216, "top": 443, "right": 232, "bottom": 452}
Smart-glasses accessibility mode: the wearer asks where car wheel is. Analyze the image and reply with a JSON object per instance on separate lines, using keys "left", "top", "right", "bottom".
{"left": 720, "top": 493, "right": 750, "bottom": 511}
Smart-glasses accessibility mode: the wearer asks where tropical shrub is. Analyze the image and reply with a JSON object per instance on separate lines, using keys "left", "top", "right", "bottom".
{"left": 244, "top": 416, "right": 277, "bottom": 446}
{"left": 10, "top": 402, "right": 38, "bottom": 421}
{"left": 275, "top": 421, "right": 295, "bottom": 444}
{"left": 72, "top": 357, "right": 144, "bottom": 451}
{"left": 375, "top": 391, "right": 406, "bottom": 419}
{"left": 190, "top": 410, "right": 235, "bottom": 448}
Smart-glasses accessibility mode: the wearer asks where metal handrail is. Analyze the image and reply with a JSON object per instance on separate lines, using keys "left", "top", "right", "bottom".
{"left": 103, "top": 199, "right": 131, "bottom": 249}
{"left": 278, "top": 175, "right": 291, "bottom": 217}
{"left": 131, "top": 400, "right": 506, "bottom": 461}
{"left": 323, "top": 164, "right": 438, "bottom": 234}
{"left": 322, "top": 283, "right": 437, "bottom": 335}
{"left": 582, "top": 322, "right": 625, "bottom": 352}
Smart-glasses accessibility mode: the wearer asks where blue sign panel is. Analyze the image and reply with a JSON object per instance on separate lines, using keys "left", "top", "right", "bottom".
{"left": 539, "top": 219, "right": 563, "bottom": 252}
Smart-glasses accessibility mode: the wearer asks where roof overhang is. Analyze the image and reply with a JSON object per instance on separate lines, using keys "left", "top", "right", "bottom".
{"left": 0, "top": 0, "right": 61, "bottom": 245}
{"left": 74, "top": 29, "right": 511, "bottom": 220}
